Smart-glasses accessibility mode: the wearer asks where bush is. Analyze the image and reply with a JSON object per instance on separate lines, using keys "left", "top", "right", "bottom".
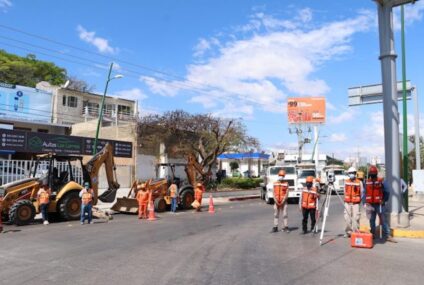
{"left": 220, "top": 177, "right": 263, "bottom": 189}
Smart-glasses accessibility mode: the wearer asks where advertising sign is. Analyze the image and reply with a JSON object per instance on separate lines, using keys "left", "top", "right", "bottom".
{"left": 0, "top": 83, "right": 52, "bottom": 123}
{"left": 0, "top": 129, "right": 133, "bottom": 158}
{"left": 287, "top": 97, "right": 326, "bottom": 124}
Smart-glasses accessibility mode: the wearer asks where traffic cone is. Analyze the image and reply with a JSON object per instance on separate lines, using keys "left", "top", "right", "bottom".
{"left": 208, "top": 194, "right": 215, "bottom": 214}
{"left": 147, "top": 200, "right": 157, "bottom": 221}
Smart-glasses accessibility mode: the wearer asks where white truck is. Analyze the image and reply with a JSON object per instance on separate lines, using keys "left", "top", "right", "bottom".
{"left": 320, "top": 165, "right": 348, "bottom": 195}
{"left": 260, "top": 165, "right": 300, "bottom": 204}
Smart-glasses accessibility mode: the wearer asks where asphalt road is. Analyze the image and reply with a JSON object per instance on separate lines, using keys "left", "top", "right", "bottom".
{"left": 0, "top": 199, "right": 423, "bottom": 285}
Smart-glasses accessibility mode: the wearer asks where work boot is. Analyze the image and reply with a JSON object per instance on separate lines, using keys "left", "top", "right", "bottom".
{"left": 385, "top": 236, "right": 397, "bottom": 243}
{"left": 43, "top": 220, "right": 49, "bottom": 225}
{"left": 301, "top": 229, "right": 307, "bottom": 235}
{"left": 283, "top": 227, "right": 290, "bottom": 233}
{"left": 270, "top": 227, "right": 278, "bottom": 233}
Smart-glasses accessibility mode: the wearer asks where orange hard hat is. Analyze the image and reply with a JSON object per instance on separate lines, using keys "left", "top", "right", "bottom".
{"left": 278, "top": 170, "right": 286, "bottom": 176}
{"left": 196, "top": 183, "right": 203, "bottom": 188}
{"left": 306, "top": 176, "right": 314, "bottom": 183}
{"left": 369, "top": 165, "right": 378, "bottom": 175}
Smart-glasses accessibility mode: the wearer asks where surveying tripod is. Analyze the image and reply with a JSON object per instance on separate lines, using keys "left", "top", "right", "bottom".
{"left": 317, "top": 182, "right": 356, "bottom": 246}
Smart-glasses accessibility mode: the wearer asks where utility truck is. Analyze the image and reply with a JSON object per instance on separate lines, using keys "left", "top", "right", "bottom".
{"left": 261, "top": 165, "right": 300, "bottom": 204}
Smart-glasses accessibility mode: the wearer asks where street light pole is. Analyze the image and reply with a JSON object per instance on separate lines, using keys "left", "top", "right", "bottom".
{"left": 401, "top": 5, "right": 409, "bottom": 211}
{"left": 93, "top": 62, "right": 123, "bottom": 154}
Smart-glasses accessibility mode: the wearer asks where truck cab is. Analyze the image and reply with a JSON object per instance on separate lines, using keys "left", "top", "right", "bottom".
{"left": 261, "top": 165, "right": 299, "bottom": 204}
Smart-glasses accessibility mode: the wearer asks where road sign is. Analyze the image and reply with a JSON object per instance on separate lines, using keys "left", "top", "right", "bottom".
{"left": 348, "top": 81, "right": 412, "bottom": 106}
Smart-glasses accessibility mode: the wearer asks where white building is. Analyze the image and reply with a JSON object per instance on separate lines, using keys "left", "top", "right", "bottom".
{"left": 217, "top": 152, "right": 270, "bottom": 177}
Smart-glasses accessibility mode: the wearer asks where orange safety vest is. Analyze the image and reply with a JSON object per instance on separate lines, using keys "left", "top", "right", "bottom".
{"left": 81, "top": 189, "right": 93, "bottom": 205}
{"left": 273, "top": 181, "right": 288, "bottom": 204}
{"left": 169, "top": 185, "right": 177, "bottom": 198}
{"left": 301, "top": 187, "right": 318, "bottom": 209}
{"left": 39, "top": 190, "right": 50, "bottom": 205}
{"left": 344, "top": 179, "right": 361, "bottom": 204}
{"left": 195, "top": 189, "right": 203, "bottom": 202}
{"left": 136, "top": 190, "right": 150, "bottom": 205}
{"left": 365, "top": 179, "right": 384, "bottom": 204}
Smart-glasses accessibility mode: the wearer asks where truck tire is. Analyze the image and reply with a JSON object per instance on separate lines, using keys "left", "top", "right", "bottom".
{"left": 9, "top": 200, "right": 36, "bottom": 226}
{"left": 58, "top": 191, "right": 81, "bottom": 221}
{"left": 180, "top": 190, "right": 194, "bottom": 210}
{"left": 154, "top": 198, "right": 166, "bottom": 212}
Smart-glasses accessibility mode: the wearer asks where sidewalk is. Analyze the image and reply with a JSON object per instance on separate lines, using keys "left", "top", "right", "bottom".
{"left": 359, "top": 191, "right": 424, "bottom": 238}
{"left": 95, "top": 187, "right": 260, "bottom": 212}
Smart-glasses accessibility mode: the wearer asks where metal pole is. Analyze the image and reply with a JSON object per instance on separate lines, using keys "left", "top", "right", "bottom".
{"left": 413, "top": 88, "right": 421, "bottom": 170}
{"left": 93, "top": 62, "right": 114, "bottom": 154}
{"left": 377, "top": 3, "right": 402, "bottom": 215}
{"left": 401, "top": 5, "right": 408, "bottom": 211}
{"left": 313, "top": 126, "right": 319, "bottom": 171}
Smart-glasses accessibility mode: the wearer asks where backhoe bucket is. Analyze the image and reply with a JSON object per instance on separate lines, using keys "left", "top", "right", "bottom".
{"left": 98, "top": 188, "right": 119, "bottom": 203}
{"left": 110, "top": 197, "right": 139, "bottom": 214}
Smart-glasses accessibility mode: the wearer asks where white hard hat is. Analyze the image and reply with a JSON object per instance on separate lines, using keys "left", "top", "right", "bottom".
{"left": 347, "top": 167, "right": 357, "bottom": 173}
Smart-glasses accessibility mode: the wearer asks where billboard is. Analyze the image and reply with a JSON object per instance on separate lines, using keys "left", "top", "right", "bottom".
{"left": 287, "top": 97, "right": 326, "bottom": 124}
{"left": 0, "top": 129, "right": 133, "bottom": 158}
{"left": 0, "top": 83, "right": 52, "bottom": 123}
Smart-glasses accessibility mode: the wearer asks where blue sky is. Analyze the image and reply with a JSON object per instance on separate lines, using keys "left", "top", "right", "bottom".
{"left": 1, "top": 0, "right": 424, "bottom": 162}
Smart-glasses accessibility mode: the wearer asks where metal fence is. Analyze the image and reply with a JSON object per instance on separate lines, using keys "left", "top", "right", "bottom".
{"left": 0, "top": 159, "right": 133, "bottom": 188}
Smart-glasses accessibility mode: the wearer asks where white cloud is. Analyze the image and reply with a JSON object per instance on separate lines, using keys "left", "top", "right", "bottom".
{"left": 114, "top": 88, "right": 147, "bottom": 101}
{"left": 0, "top": 0, "right": 11, "bottom": 10}
{"left": 393, "top": 2, "right": 424, "bottom": 30}
{"left": 328, "top": 108, "right": 358, "bottom": 124}
{"left": 328, "top": 133, "right": 347, "bottom": 142}
{"left": 144, "top": 9, "right": 374, "bottom": 118}
{"left": 77, "top": 25, "right": 117, "bottom": 54}
{"left": 140, "top": 76, "right": 180, "bottom": 97}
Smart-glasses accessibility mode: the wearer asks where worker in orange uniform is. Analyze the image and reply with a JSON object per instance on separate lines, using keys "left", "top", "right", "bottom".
{"left": 299, "top": 176, "right": 319, "bottom": 234}
{"left": 37, "top": 184, "right": 51, "bottom": 225}
{"left": 344, "top": 167, "right": 363, "bottom": 237}
{"left": 0, "top": 196, "right": 3, "bottom": 233}
{"left": 79, "top": 182, "right": 95, "bottom": 225}
{"left": 364, "top": 166, "right": 394, "bottom": 242}
{"left": 194, "top": 182, "right": 204, "bottom": 212}
{"left": 136, "top": 183, "right": 149, "bottom": 219}
{"left": 169, "top": 183, "right": 178, "bottom": 213}
{"left": 271, "top": 170, "right": 290, "bottom": 233}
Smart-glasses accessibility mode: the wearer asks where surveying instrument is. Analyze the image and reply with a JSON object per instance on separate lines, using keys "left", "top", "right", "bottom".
{"left": 317, "top": 170, "right": 350, "bottom": 246}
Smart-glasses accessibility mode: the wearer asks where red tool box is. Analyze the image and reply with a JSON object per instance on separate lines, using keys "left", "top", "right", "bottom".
{"left": 351, "top": 232, "right": 373, "bottom": 248}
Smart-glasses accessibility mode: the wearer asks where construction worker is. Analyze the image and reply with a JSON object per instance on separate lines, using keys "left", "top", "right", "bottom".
{"left": 194, "top": 182, "right": 203, "bottom": 212}
{"left": 364, "top": 166, "right": 394, "bottom": 242}
{"left": 79, "top": 182, "right": 94, "bottom": 225}
{"left": 271, "top": 170, "right": 290, "bottom": 233}
{"left": 343, "top": 167, "right": 363, "bottom": 237}
{"left": 37, "top": 184, "right": 51, "bottom": 225}
{"left": 136, "top": 183, "right": 149, "bottom": 219}
{"left": 299, "top": 176, "right": 319, "bottom": 234}
{"left": 169, "top": 183, "right": 178, "bottom": 213}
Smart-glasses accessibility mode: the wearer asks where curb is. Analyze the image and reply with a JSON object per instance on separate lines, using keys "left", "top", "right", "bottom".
{"left": 360, "top": 225, "right": 424, "bottom": 239}
{"left": 228, "top": 195, "right": 260, "bottom": 201}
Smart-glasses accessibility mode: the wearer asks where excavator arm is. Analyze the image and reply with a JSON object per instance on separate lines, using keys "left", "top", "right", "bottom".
{"left": 84, "top": 143, "right": 120, "bottom": 203}
{"left": 185, "top": 153, "right": 208, "bottom": 186}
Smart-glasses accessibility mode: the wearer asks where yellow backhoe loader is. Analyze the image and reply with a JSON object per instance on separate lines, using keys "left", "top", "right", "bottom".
{"left": 112, "top": 153, "right": 206, "bottom": 214}
{"left": 0, "top": 143, "right": 119, "bottom": 226}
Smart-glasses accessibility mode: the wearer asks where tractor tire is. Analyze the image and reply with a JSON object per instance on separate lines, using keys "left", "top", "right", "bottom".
{"left": 58, "top": 191, "right": 81, "bottom": 221}
{"left": 180, "top": 190, "right": 195, "bottom": 210}
{"left": 9, "top": 200, "right": 36, "bottom": 226}
{"left": 154, "top": 198, "right": 167, "bottom": 213}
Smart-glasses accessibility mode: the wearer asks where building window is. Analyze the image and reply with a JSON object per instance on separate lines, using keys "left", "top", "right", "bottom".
{"left": 103, "top": 104, "right": 114, "bottom": 117}
{"left": 37, "top": 129, "right": 48, "bottom": 133}
{"left": 118, "top": 105, "right": 131, "bottom": 115}
{"left": 62, "top": 95, "right": 78, "bottom": 107}
{"left": 83, "top": 101, "right": 99, "bottom": 115}
{"left": 67, "top": 96, "right": 78, "bottom": 108}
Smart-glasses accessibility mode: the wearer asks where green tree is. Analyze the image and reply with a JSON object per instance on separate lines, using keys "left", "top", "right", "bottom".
{"left": 230, "top": 161, "right": 239, "bottom": 171}
{"left": 0, "top": 49, "right": 67, "bottom": 87}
